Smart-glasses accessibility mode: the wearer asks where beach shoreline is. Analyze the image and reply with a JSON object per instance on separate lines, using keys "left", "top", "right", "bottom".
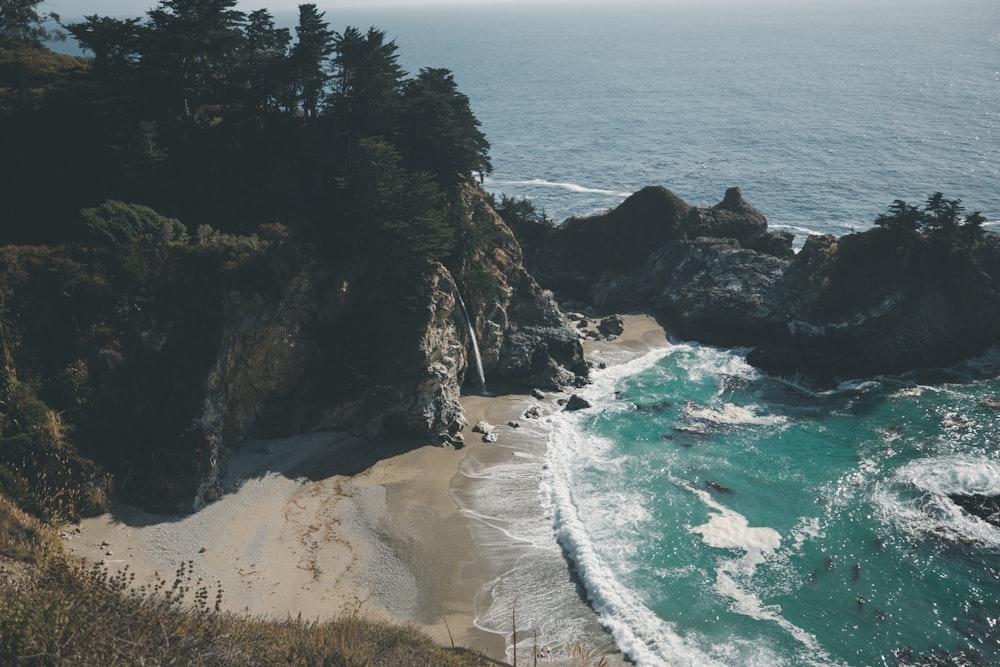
{"left": 64, "top": 313, "right": 668, "bottom": 664}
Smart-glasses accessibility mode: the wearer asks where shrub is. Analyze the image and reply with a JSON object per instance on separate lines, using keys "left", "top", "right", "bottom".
{"left": 79, "top": 200, "right": 188, "bottom": 248}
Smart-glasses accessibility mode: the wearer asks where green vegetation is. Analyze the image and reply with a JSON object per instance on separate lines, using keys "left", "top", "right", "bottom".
{"left": 0, "top": 0, "right": 63, "bottom": 48}
{"left": 0, "top": 0, "right": 499, "bottom": 513}
{"left": 1, "top": 0, "right": 491, "bottom": 256}
{"left": 874, "top": 192, "right": 987, "bottom": 233}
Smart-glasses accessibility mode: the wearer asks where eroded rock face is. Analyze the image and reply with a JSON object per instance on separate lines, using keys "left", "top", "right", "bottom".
{"left": 388, "top": 265, "right": 466, "bottom": 440}
{"left": 649, "top": 237, "right": 788, "bottom": 346}
{"left": 452, "top": 183, "right": 589, "bottom": 390}
{"left": 509, "top": 185, "right": 790, "bottom": 307}
{"left": 0, "top": 184, "right": 590, "bottom": 512}
{"left": 748, "top": 228, "right": 1000, "bottom": 383}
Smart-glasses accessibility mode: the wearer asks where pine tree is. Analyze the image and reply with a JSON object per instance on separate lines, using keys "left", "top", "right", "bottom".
{"left": 289, "top": 4, "right": 335, "bottom": 117}
{"left": 398, "top": 67, "right": 491, "bottom": 185}
{"left": 330, "top": 26, "right": 404, "bottom": 136}
{"left": 142, "top": 0, "right": 247, "bottom": 112}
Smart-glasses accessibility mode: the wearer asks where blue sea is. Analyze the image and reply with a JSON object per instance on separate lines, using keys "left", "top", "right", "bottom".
{"left": 54, "top": 1, "right": 1000, "bottom": 664}
{"left": 325, "top": 0, "right": 1000, "bottom": 237}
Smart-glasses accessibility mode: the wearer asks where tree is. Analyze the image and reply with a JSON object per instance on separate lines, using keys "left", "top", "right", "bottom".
{"left": 398, "top": 67, "right": 491, "bottom": 185}
{"left": 923, "top": 191, "right": 964, "bottom": 230}
{"left": 142, "top": 0, "right": 247, "bottom": 112}
{"left": 874, "top": 199, "right": 923, "bottom": 231}
{"left": 329, "top": 26, "right": 404, "bottom": 135}
{"left": 288, "top": 4, "right": 335, "bottom": 117}
{"left": 65, "top": 15, "right": 143, "bottom": 80}
{"left": 80, "top": 200, "right": 188, "bottom": 248}
{"left": 0, "top": 0, "right": 63, "bottom": 47}
{"left": 338, "top": 138, "right": 453, "bottom": 263}
{"left": 964, "top": 211, "right": 987, "bottom": 228}
{"left": 239, "top": 9, "right": 290, "bottom": 113}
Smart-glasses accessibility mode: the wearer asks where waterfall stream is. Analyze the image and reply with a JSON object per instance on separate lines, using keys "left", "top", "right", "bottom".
{"left": 455, "top": 289, "right": 487, "bottom": 395}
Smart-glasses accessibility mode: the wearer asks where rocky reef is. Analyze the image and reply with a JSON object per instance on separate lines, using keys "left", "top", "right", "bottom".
{"left": 509, "top": 185, "right": 1000, "bottom": 386}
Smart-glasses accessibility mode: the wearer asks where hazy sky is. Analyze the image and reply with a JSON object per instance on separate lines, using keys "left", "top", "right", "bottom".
{"left": 46, "top": 0, "right": 950, "bottom": 21}
{"left": 47, "top": 0, "right": 589, "bottom": 17}
{"left": 46, "top": 0, "right": 892, "bottom": 17}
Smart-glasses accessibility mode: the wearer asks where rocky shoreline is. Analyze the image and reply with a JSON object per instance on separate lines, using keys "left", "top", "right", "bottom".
{"left": 509, "top": 185, "right": 1000, "bottom": 387}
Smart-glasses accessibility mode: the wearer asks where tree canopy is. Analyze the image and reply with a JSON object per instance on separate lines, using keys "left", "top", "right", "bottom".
{"left": 1, "top": 0, "right": 491, "bottom": 257}
{"left": 874, "top": 192, "right": 985, "bottom": 234}
{"left": 0, "top": 0, "right": 63, "bottom": 47}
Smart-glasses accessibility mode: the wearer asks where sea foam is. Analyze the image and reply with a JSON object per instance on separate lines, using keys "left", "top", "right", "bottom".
{"left": 873, "top": 454, "right": 1000, "bottom": 548}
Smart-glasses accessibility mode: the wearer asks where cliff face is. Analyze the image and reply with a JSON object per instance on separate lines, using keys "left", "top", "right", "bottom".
{"left": 0, "top": 185, "right": 586, "bottom": 513}
{"left": 748, "top": 227, "right": 1000, "bottom": 382}
{"left": 452, "top": 184, "right": 589, "bottom": 390}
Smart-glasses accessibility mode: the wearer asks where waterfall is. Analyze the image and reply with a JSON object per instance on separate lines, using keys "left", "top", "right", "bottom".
{"left": 455, "top": 288, "right": 487, "bottom": 395}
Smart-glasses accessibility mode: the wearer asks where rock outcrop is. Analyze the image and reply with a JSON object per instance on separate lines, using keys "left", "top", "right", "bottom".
{"left": 747, "top": 226, "right": 1000, "bottom": 383}
{"left": 451, "top": 183, "right": 589, "bottom": 390}
{"left": 510, "top": 184, "right": 1000, "bottom": 386}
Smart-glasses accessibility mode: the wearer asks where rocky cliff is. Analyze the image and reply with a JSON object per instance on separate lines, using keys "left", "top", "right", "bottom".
{"left": 0, "top": 184, "right": 586, "bottom": 513}
{"left": 510, "top": 185, "right": 1000, "bottom": 386}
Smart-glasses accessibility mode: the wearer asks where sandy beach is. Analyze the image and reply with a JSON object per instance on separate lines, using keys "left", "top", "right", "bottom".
{"left": 65, "top": 313, "right": 668, "bottom": 664}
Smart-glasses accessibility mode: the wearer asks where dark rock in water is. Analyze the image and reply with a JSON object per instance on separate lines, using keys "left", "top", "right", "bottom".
{"left": 564, "top": 394, "right": 592, "bottom": 411}
{"left": 690, "top": 187, "right": 788, "bottom": 255}
{"left": 705, "top": 480, "right": 733, "bottom": 494}
{"left": 507, "top": 421, "right": 520, "bottom": 429}
{"left": 980, "top": 398, "right": 1000, "bottom": 410}
{"left": 634, "top": 400, "right": 672, "bottom": 413}
{"left": 598, "top": 314, "right": 625, "bottom": 337}
{"left": 949, "top": 494, "right": 1000, "bottom": 528}
{"left": 524, "top": 406, "right": 541, "bottom": 419}
{"left": 650, "top": 236, "right": 788, "bottom": 347}
{"left": 530, "top": 387, "right": 546, "bottom": 399}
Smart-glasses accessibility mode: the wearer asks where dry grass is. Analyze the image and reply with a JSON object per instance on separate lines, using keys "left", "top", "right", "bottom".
{"left": 0, "top": 493, "right": 61, "bottom": 564}
{"left": 0, "top": 552, "right": 500, "bottom": 666}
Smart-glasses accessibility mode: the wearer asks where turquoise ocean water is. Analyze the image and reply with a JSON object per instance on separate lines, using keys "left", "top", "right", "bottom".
{"left": 55, "top": 2, "right": 1000, "bottom": 663}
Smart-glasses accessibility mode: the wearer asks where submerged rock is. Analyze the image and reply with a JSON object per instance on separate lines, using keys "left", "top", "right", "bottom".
{"left": 949, "top": 494, "right": 1000, "bottom": 528}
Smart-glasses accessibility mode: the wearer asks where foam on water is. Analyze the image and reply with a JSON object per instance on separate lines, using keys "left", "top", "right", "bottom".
{"left": 539, "top": 343, "right": 744, "bottom": 665}
{"left": 685, "top": 484, "right": 837, "bottom": 664}
{"left": 486, "top": 177, "right": 633, "bottom": 198}
{"left": 683, "top": 401, "right": 788, "bottom": 428}
{"left": 544, "top": 421, "right": 727, "bottom": 667}
{"left": 462, "top": 334, "right": 1000, "bottom": 666}
{"left": 874, "top": 455, "right": 1000, "bottom": 548}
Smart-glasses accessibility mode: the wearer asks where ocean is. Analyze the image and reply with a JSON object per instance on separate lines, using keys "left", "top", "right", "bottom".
{"left": 328, "top": 0, "right": 1000, "bottom": 238}
{"left": 358, "top": 2, "right": 1000, "bottom": 665}
{"left": 53, "top": 2, "right": 1000, "bottom": 664}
